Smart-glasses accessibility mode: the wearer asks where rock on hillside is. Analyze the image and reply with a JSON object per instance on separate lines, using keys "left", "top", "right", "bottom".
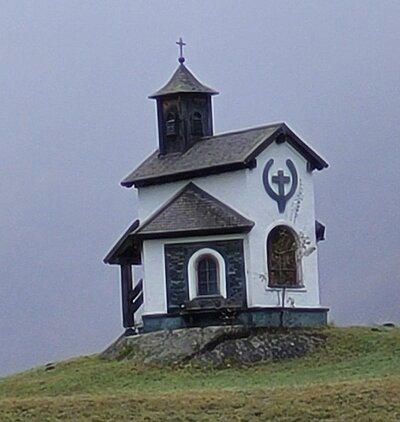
{"left": 101, "top": 326, "right": 327, "bottom": 367}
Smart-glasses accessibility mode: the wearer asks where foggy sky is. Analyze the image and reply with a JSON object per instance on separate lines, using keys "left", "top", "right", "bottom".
{"left": 1, "top": 0, "right": 399, "bottom": 376}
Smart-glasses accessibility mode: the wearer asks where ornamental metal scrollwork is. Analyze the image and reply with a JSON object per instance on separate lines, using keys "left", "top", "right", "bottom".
{"left": 263, "top": 159, "right": 298, "bottom": 213}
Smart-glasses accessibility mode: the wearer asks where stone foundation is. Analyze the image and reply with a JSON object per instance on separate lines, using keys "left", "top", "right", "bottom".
{"left": 102, "top": 325, "right": 327, "bottom": 367}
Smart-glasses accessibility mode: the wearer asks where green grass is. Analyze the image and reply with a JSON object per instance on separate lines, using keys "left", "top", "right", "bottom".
{"left": 1, "top": 326, "right": 400, "bottom": 421}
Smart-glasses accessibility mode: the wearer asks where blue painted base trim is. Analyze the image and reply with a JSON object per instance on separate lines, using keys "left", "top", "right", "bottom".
{"left": 140, "top": 307, "right": 329, "bottom": 334}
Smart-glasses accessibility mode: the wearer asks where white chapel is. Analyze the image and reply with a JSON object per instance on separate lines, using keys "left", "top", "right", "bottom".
{"left": 104, "top": 43, "right": 329, "bottom": 334}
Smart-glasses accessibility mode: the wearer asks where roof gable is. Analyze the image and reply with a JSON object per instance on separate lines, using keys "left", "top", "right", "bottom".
{"left": 137, "top": 182, "right": 254, "bottom": 238}
{"left": 103, "top": 182, "right": 254, "bottom": 265}
{"left": 122, "top": 123, "right": 328, "bottom": 188}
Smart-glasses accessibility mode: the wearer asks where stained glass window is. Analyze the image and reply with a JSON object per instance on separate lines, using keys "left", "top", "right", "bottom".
{"left": 267, "top": 226, "right": 300, "bottom": 287}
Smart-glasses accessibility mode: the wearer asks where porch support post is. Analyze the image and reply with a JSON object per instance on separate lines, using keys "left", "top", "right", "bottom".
{"left": 120, "top": 264, "right": 134, "bottom": 329}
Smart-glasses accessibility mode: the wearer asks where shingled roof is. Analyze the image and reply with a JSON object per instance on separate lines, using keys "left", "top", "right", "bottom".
{"left": 136, "top": 182, "right": 254, "bottom": 238}
{"left": 122, "top": 123, "right": 328, "bottom": 188}
{"left": 149, "top": 63, "right": 218, "bottom": 98}
{"left": 104, "top": 183, "right": 254, "bottom": 264}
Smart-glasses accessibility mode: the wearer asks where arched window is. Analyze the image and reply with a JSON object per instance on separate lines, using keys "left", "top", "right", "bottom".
{"left": 187, "top": 248, "right": 227, "bottom": 299}
{"left": 267, "top": 225, "right": 301, "bottom": 287}
{"left": 166, "top": 112, "right": 176, "bottom": 136}
{"left": 192, "top": 111, "right": 203, "bottom": 136}
{"left": 197, "top": 255, "right": 218, "bottom": 296}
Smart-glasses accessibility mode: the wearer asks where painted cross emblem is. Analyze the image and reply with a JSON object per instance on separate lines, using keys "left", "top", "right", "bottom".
{"left": 262, "top": 159, "right": 298, "bottom": 213}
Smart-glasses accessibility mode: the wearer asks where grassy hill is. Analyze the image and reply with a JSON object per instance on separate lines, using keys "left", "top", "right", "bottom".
{"left": 1, "top": 326, "right": 400, "bottom": 421}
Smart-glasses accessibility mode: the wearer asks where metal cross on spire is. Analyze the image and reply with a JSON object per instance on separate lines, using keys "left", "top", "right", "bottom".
{"left": 176, "top": 37, "right": 186, "bottom": 64}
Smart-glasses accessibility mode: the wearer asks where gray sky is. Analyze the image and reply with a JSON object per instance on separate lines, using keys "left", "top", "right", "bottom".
{"left": 1, "top": 0, "right": 399, "bottom": 376}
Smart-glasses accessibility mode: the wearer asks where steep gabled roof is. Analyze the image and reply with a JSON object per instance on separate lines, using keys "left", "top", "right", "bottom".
{"left": 122, "top": 123, "right": 328, "bottom": 188}
{"left": 149, "top": 63, "right": 219, "bottom": 98}
{"left": 103, "top": 183, "right": 254, "bottom": 265}
{"left": 136, "top": 182, "right": 254, "bottom": 238}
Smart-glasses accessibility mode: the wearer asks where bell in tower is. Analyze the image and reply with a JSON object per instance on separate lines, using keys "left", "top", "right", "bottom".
{"left": 149, "top": 38, "right": 219, "bottom": 155}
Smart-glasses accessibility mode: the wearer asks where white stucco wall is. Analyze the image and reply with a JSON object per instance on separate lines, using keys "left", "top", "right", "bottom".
{"left": 138, "top": 140, "right": 323, "bottom": 315}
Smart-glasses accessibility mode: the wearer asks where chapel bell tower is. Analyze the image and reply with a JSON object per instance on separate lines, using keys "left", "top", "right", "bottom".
{"left": 149, "top": 38, "right": 219, "bottom": 155}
